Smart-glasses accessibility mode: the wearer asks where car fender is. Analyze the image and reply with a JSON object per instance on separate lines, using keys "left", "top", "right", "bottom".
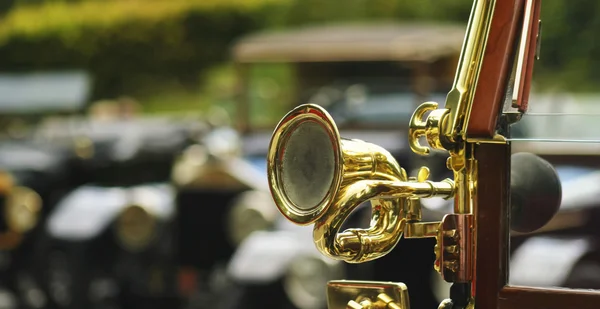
{"left": 227, "top": 228, "right": 318, "bottom": 284}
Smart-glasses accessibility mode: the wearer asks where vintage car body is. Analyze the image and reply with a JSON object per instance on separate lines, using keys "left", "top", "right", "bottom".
{"left": 36, "top": 183, "right": 177, "bottom": 309}
{"left": 0, "top": 71, "right": 93, "bottom": 308}
{"left": 18, "top": 115, "right": 204, "bottom": 309}
{"left": 0, "top": 140, "right": 82, "bottom": 309}
{"left": 171, "top": 126, "right": 274, "bottom": 308}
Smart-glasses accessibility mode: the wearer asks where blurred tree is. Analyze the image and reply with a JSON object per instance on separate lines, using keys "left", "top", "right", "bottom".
{"left": 0, "top": 0, "right": 597, "bottom": 104}
{"left": 0, "top": 0, "right": 17, "bottom": 15}
{"left": 0, "top": 0, "right": 285, "bottom": 98}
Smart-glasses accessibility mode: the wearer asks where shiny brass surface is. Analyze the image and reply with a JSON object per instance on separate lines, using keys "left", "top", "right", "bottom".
{"left": 404, "top": 221, "right": 440, "bottom": 239}
{"left": 435, "top": 214, "right": 474, "bottom": 282}
{"left": 443, "top": 0, "right": 496, "bottom": 143}
{"left": 404, "top": 0, "right": 503, "bottom": 284}
{"left": 408, "top": 102, "right": 447, "bottom": 155}
{"left": 268, "top": 104, "right": 455, "bottom": 263}
{"left": 408, "top": 0, "right": 497, "bottom": 153}
{"left": 327, "top": 281, "right": 409, "bottom": 309}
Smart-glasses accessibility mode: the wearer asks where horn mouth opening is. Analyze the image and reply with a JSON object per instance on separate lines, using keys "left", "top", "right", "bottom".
{"left": 268, "top": 104, "right": 343, "bottom": 225}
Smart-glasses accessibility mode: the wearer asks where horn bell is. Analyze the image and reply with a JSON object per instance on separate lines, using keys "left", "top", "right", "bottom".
{"left": 267, "top": 104, "right": 409, "bottom": 224}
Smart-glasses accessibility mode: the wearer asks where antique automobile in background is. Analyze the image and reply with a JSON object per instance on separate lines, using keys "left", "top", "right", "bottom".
{"left": 218, "top": 22, "right": 467, "bottom": 309}
{"left": 0, "top": 140, "right": 80, "bottom": 309}
{"left": 0, "top": 71, "right": 93, "bottom": 309}
{"left": 170, "top": 115, "right": 274, "bottom": 308}
{"left": 29, "top": 109, "right": 206, "bottom": 309}
{"left": 0, "top": 70, "right": 211, "bottom": 309}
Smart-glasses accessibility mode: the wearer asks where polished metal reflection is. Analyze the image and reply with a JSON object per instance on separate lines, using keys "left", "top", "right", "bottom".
{"left": 268, "top": 104, "right": 454, "bottom": 263}
{"left": 327, "top": 280, "right": 409, "bottom": 309}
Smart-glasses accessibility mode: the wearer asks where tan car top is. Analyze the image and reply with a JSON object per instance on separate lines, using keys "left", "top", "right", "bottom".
{"left": 232, "top": 23, "right": 465, "bottom": 63}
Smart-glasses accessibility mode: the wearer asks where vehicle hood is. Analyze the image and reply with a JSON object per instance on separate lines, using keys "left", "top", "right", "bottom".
{"left": 227, "top": 223, "right": 320, "bottom": 284}
{"left": 46, "top": 183, "right": 175, "bottom": 241}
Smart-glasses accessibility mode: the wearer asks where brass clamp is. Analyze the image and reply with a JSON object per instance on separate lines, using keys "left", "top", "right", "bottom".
{"left": 404, "top": 213, "right": 474, "bottom": 283}
{"left": 408, "top": 102, "right": 450, "bottom": 156}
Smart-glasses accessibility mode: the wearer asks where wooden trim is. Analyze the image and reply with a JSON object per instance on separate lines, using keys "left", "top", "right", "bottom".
{"left": 515, "top": 0, "right": 542, "bottom": 113}
{"left": 498, "top": 286, "right": 600, "bottom": 309}
{"left": 467, "top": 0, "right": 523, "bottom": 138}
{"left": 462, "top": 1, "right": 600, "bottom": 308}
{"left": 473, "top": 143, "right": 511, "bottom": 309}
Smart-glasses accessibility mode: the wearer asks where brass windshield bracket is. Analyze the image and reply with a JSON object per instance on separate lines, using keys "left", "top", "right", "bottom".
{"left": 405, "top": 0, "right": 498, "bottom": 287}
{"left": 403, "top": 214, "right": 474, "bottom": 283}
{"left": 404, "top": 221, "right": 440, "bottom": 238}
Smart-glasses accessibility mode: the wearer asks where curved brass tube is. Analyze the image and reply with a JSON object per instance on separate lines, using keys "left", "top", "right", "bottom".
{"left": 313, "top": 179, "right": 454, "bottom": 263}
{"left": 340, "top": 139, "right": 407, "bottom": 182}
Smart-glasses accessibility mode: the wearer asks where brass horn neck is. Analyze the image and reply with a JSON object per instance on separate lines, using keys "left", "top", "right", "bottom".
{"left": 314, "top": 178, "right": 454, "bottom": 263}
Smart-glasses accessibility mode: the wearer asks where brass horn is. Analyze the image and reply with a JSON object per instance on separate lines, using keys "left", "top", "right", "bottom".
{"left": 267, "top": 104, "right": 454, "bottom": 263}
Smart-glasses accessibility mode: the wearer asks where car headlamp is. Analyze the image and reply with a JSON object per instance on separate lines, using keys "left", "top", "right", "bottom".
{"left": 5, "top": 186, "right": 42, "bottom": 234}
{"left": 0, "top": 171, "right": 42, "bottom": 249}
{"left": 284, "top": 255, "right": 345, "bottom": 309}
{"left": 115, "top": 204, "right": 157, "bottom": 252}
{"left": 226, "top": 190, "right": 278, "bottom": 246}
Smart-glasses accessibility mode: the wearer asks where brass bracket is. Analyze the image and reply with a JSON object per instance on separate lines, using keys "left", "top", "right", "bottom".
{"left": 408, "top": 102, "right": 449, "bottom": 156}
{"left": 404, "top": 221, "right": 440, "bottom": 239}
{"left": 404, "top": 214, "right": 474, "bottom": 283}
{"left": 435, "top": 214, "right": 474, "bottom": 283}
{"left": 327, "top": 280, "right": 410, "bottom": 309}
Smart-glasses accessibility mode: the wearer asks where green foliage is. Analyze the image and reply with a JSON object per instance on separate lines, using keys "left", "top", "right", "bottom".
{"left": 0, "top": 0, "right": 283, "bottom": 44}
{"left": 247, "top": 63, "right": 296, "bottom": 129}
{"left": 0, "top": 0, "right": 285, "bottom": 98}
{"left": 534, "top": 0, "right": 600, "bottom": 91}
{"left": 0, "top": 0, "right": 599, "bottom": 110}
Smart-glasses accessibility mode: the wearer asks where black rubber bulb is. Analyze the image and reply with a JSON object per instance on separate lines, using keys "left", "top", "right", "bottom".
{"left": 510, "top": 152, "right": 562, "bottom": 233}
